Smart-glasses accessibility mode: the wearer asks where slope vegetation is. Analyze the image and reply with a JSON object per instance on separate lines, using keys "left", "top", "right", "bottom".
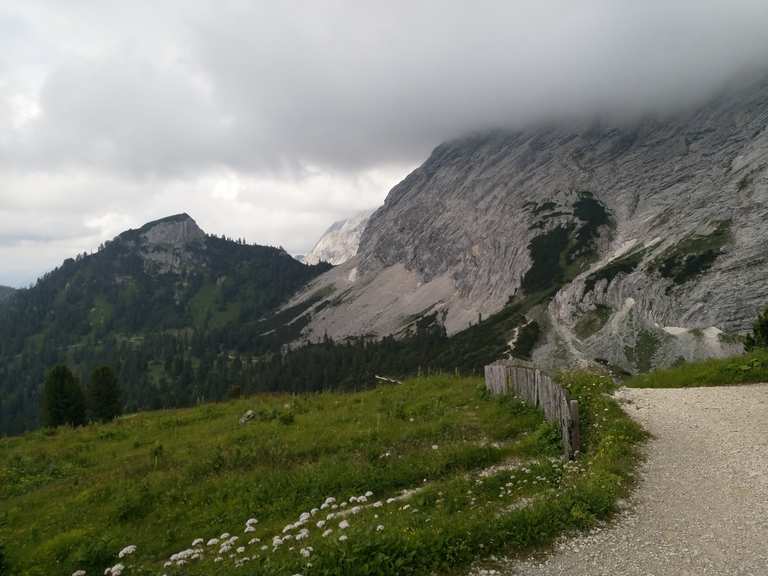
{"left": 0, "top": 214, "right": 330, "bottom": 435}
{"left": 0, "top": 373, "right": 643, "bottom": 576}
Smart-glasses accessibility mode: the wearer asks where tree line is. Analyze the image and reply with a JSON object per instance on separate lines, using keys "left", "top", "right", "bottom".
{"left": 41, "top": 365, "right": 122, "bottom": 428}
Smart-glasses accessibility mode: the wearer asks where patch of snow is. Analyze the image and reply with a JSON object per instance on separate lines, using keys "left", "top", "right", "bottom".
{"left": 663, "top": 326, "right": 689, "bottom": 336}
{"left": 703, "top": 326, "right": 723, "bottom": 338}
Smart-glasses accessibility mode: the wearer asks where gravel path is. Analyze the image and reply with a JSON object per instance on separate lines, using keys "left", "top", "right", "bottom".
{"left": 474, "top": 384, "right": 768, "bottom": 576}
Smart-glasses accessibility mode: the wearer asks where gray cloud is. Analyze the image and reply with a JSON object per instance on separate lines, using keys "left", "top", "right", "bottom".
{"left": 1, "top": 0, "right": 768, "bottom": 285}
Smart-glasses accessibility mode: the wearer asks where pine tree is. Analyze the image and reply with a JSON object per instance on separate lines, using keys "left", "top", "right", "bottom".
{"left": 41, "top": 365, "right": 86, "bottom": 428}
{"left": 745, "top": 306, "right": 768, "bottom": 351}
{"left": 88, "top": 366, "right": 122, "bottom": 422}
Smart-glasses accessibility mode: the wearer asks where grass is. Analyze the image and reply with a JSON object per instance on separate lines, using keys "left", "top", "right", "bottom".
{"left": 651, "top": 220, "right": 731, "bottom": 286}
{"left": 624, "top": 330, "right": 662, "bottom": 373}
{"left": 0, "top": 373, "right": 645, "bottom": 576}
{"left": 626, "top": 349, "right": 768, "bottom": 388}
{"left": 573, "top": 305, "right": 612, "bottom": 340}
{"left": 582, "top": 247, "right": 647, "bottom": 295}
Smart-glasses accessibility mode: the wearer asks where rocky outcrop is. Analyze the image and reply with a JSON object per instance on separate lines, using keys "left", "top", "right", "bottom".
{"left": 304, "top": 209, "right": 375, "bottom": 265}
{"left": 117, "top": 213, "right": 206, "bottom": 274}
{"left": 287, "top": 77, "right": 768, "bottom": 373}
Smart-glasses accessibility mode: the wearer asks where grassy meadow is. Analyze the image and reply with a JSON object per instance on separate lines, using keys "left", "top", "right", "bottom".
{"left": 0, "top": 374, "right": 644, "bottom": 576}
{"left": 626, "top": 349, "right": 768, "bottom": 388}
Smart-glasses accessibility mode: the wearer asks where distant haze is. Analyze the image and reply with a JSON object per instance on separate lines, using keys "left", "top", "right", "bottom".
{"left": 2, "top": 0, "right": 768, "bottom": 286}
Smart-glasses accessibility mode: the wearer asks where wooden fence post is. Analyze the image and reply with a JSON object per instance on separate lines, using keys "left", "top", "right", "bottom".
{"left": 484, "top": 360, "right": 580, "bottom": 459}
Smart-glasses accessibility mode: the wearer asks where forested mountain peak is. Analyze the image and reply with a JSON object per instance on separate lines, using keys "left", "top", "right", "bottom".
{"left": 0, "top": 215, "right": 331, "bottom": 435}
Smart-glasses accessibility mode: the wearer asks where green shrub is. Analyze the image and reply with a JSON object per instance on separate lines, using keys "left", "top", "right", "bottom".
{"left": 745, "top": 306, "right": 768, "bottom": 351}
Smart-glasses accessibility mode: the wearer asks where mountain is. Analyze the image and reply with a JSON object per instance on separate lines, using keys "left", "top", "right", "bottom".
{"left": 0, "top": 214, "right": 331, "bottom": 435}
{"left": 284, "top": 78, "right": 768, "bottom": 373}
{"left": 0, "top": 285, "right": 15, "bottom": 303}
{"left": 303, "top": 209, "right": 375, "bottom": 265}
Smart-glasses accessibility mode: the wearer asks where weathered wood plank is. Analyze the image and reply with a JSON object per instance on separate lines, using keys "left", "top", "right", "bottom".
{"left": 484, "top": 360, "right": 580, "bottom": 459}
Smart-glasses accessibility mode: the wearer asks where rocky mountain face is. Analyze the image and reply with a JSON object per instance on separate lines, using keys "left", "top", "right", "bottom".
{"left": 117, "top": 213, "right": 208, "bottom": 274}
{"left": 303, "top": 209, "right": 375, "bottom": 265}
{"left": 287, "top": 78, "right": 768, "bottom": 373}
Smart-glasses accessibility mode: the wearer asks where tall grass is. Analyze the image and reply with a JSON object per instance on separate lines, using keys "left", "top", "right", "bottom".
{"left": 626, "top": 349, "right": 768, "bottom": 388}
{"left": 0, "top": 373, "right": 645, "bottom": 576}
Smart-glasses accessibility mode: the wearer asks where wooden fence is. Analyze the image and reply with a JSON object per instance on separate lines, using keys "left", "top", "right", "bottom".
{"left": 484, "top": 359, "right": 580, "bottom": 459}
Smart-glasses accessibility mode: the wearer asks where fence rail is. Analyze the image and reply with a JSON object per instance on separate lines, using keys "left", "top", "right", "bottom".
{"left": 484, "top": 359, "right": 580, "bottom": 459}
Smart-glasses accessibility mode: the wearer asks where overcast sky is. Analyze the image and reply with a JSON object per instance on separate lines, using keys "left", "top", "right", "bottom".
{"left": 2, "top": 1, "right": 768, "bottom": 286}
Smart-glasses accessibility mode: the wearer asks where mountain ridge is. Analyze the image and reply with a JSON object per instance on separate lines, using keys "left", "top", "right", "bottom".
{"left": 303, "top": 208, "right": 375, "bottom": 265}
{"left": 285, "top": 76, "right": 768, "bottom": 372}
{"left": 0, "top": 215, "right": 331, "bottom": 435}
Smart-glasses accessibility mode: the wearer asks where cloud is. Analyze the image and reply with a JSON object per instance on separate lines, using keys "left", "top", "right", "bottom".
{"left": 1, "top": 0, "right": 768, "bottom": 285}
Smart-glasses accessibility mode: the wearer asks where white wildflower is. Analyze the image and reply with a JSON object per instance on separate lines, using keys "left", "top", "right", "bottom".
{"left": 376, "top": 525, "right": 385, "bottom": 531}
{"left": 207, "top": 538, "right": 220, "bottom": 546}
{"left": 300, "top": 547, "right": 313, "bottom": 558}
{"left": 118, "top": 545, "right": 136, "bottom": 559}
{"left": 191, "top": 538, "right": 204, "bottom": 547}
{"left": 322, "top": 529, "right": 333, "bottom": 537}
{"left": 365, "top": 491, "right": 373, "bottom": 497}
{"left": 246, "top": 517, "right": 258, "bottom": 526}
{"left": 316, "top": 520, "right": 326, "bottom": 528}
{"left": 237, "top": 546, "right": 245, "bottom": 553}
{"left": 72, "top": 571, "right": 87, "bottom": 576}
{"left": 373, "top": 501, "right": 383, "bottom": 508}
{"left": 339, "top": 520, "right": 350, "bottom": 529}
{"left": 339, "top": 534, "right": 348, "bottom": 542}
{"left": 220, "top": 533, "right": 230, "bottom": 539}
{"left": 248, "top": 537, "right": 261, "bottom": 545}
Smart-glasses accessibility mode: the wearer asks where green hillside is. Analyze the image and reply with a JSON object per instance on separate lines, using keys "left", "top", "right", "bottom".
{"left": 0, "top": 373, "right": 644, "bottom": 576}
{"left": 0, "top": 214, "right": 330, "bottom": 436}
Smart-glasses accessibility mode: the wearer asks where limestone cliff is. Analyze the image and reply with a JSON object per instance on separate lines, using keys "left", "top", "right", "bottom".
{"left": 303, "top": 209, "right": 375, "bottom": 266}
{"left": 287, "top": 77, "right": 768, "bottom": 373}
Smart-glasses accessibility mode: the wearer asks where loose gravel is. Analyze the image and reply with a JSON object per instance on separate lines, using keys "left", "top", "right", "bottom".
{"left": 471, "top": 384, "right": 768, "bottom": 576}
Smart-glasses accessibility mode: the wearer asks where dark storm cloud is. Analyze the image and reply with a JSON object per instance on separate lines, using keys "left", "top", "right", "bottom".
{"left": 2, "top": 0, "right": 768, "bottom": 286}
{"left": 5, "top": 0, "right": 768, "bottom": 176}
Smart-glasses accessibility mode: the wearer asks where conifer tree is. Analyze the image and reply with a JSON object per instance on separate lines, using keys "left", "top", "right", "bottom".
{"left": 41, "top": 365, "right": 86, "bottom": 428}
{"left": 88, "top": 366, "right": 122, "bottom": 422}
